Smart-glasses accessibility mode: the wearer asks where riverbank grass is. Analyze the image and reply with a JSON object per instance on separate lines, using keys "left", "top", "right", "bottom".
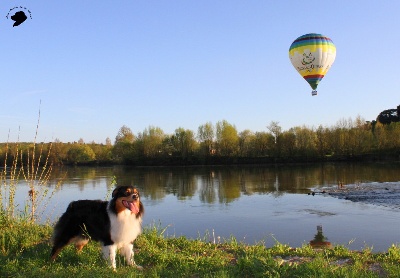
{"left": 1, "top": 215, "right": 400, "bottom": 277}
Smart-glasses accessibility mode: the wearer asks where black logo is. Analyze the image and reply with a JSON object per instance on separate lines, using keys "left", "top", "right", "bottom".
{"left": 6, "top": 6, "right": 32, "bottom": 27}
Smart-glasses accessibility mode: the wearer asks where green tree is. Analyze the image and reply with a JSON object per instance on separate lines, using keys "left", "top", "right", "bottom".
{"left": 348, "top": 116, "right": 373, "bottom": 155}
{"left": 113, "top": 125, "right": 135, "bottom": 162}
{"left": 387, "top": 122, "right": 400, "bottom": 149}
{"left": 90, "top": 142, "right": 112, "bottom": 163}
{"left": 293, "top": 126, "right": 317, "bottom": 157}
{"left": 281, "top": 129, "right": 296, "bottom": 157}
{"left": 137, "top": 126, "right": 165, "bottom": 158}
{"left": 49, "top": 138, "right": 67, "bottom": 165}
{"left": 197, "top": 122, "right": 214, "bottom": 156}
{"left": 253, "top": 132, "right": 274, "bottom": 156}
{"left": 374, "top": 122, "right": 400, "bottom": 151}
{"left": 331, "top": 118, "right": 354, "bottom": 156}
{"left": 215, "top": 120, "right": 239, "bottom": 156}
{"left": 238, "top": 129, "right": 254, "bottom": 157}
{"left": 66, "top": 144, "right": 96, "bottom": 164}
{"left": 315, "top": 125, "right": 330, "bottom": 157}
{"left": 115, "top": 125, "right": 135, "bottom": 144}
{"left": 171, "top": 128, "right": 198, "bottom": 159}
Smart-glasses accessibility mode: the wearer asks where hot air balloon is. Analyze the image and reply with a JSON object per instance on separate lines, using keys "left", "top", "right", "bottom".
{"left": 289, "top": 33, "right": 336, "bottom": 96}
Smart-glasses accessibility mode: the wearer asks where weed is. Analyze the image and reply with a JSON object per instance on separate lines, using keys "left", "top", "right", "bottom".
{"left": 1, "top": 105, "right": 62, "bottom": 223}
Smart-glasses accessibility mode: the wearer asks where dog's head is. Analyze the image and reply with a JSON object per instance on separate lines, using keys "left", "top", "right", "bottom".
{"left": 109, "top": 185, "right": 144, "bottom": 218}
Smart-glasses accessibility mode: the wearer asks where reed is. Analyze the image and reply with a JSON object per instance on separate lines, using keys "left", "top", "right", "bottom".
{"left": 0, "top": 105, "right": 61, "bottom": 223}
{"left": 0, "top": 129, "right": 21, "bottom": 219}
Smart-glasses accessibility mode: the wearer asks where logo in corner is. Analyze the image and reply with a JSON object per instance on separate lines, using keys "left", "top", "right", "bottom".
{"left": 6, "top": 6, "right": 32, "bottom": 27}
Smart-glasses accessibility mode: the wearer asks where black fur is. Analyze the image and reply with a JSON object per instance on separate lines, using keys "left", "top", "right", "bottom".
{"left": 51, "top": 200, "right": 113, "bottom": 258}
{"left": 50, "top": 185, "right": 143, "bottom": 261}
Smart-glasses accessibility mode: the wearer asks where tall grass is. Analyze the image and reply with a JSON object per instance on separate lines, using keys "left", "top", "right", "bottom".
{"left": 0, "top": 106, "right": 61, "bottom": 223}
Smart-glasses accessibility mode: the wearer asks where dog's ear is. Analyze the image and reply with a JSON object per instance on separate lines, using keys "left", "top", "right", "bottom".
{"left": 112, "top": 186, "right": 120, "bottom": 198}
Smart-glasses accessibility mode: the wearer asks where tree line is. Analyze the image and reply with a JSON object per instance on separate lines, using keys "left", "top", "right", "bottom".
{"left": 1, "top": 116, "right": 400, "bottom": 166}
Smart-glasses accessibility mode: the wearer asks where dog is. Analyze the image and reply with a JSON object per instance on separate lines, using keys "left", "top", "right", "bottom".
{"left": 50, "top": 185, "right": 144, "bottom": 270}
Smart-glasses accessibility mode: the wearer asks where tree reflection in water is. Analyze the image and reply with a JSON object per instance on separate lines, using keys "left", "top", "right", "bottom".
{"left": 11, "top": 163, "right": 400, "bottom": 252}
{"left": 310, "top": 225, "right": 332, "bottom": 249}
{"left": 48, "top": 163, "right": 400, "bottom": 205}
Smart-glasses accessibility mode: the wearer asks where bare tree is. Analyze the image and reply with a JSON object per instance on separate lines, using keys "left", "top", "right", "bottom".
{"left": 267, "top": 121, "right": 282, "bottom": 144}
{"left": 198, "top": 122, "right": 214, "bottom": 155}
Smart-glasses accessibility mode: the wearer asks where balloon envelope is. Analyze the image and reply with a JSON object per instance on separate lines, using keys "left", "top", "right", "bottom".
{"left": 289, "top": 33, "right": 336, "bottom": 93}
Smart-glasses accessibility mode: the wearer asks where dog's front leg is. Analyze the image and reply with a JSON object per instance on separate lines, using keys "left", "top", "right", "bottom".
{"left": 102, "top": 244, "right": 117, "bottom": 270}
{"left": 121, "top": 243, "right": 143, "bottom": 270}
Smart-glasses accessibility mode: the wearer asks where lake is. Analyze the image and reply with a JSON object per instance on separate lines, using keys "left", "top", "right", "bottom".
{"left": 8, "top": 162, "right": 400, "bottom": 252}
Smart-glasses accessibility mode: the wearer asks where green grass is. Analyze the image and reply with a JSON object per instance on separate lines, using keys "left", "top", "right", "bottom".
{"left": 1, "top": 215, "right": 400, "bottom": 278}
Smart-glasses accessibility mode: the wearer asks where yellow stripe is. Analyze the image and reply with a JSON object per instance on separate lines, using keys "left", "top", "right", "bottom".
{"left": 289, "top": 45, "right": 336, "bottom": 56}
{"left": 298, "top": 66, "right": 332, "bottom": 77}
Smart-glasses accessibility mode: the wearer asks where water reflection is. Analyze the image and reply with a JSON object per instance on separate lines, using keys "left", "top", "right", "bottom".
{"left": 7, "top": 163, "right": 400, "bottom": 252}
{"left": 50, "top": 166, "right": 114, "bottom": 192}
{"left": 309, "top": 225, "right": 332, "bottom": 249}
{"left": 46, "top": 163, "right": 400, "bottom": 204}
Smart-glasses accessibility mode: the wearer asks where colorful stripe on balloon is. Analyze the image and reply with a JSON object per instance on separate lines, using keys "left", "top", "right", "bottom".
{"left": 304, "top": 74, "right": 325, "bottom": 90}
{"left": 289, "top": 33, "right": 336, "bottom": 56}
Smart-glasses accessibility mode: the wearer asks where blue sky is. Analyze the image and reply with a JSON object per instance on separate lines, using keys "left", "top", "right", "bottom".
{"left": 1, "top": 1, "right": 400, "bottom": 143}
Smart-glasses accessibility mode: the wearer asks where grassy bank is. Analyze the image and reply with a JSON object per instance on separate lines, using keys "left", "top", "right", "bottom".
{"left": 1, "top": 215, "right": 400, "bottom": 277}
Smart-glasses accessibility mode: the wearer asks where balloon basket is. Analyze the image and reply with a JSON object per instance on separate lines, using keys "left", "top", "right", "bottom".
{"left": 311, "top": 90, "right": 317, "bottom": 96}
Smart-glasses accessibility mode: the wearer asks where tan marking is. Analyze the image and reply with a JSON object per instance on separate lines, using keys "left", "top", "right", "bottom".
{"left": 115, "top": 198, "right": 127, "bottom": 214}
{"left": 115, "top": 195, "right": 141, "bottom": 214}
{"left": 74, "top": 239, "right": 89, "bottom": 252}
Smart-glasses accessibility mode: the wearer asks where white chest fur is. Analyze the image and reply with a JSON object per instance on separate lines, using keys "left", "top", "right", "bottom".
{"left": 108, "top": 210, "right": 142, "bottom": 246}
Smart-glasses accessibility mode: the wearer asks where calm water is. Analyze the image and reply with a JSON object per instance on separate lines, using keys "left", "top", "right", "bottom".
{"left": 9, "top": 163, "right": 400, "bottom": 252}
